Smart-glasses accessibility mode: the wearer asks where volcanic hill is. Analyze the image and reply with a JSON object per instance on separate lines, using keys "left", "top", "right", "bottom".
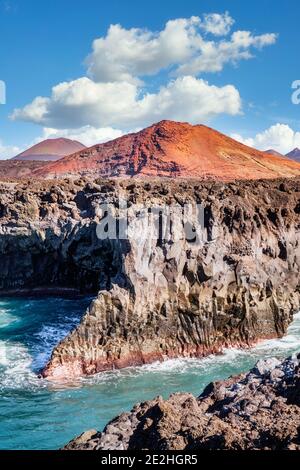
{"left": 264, "top": 149, "right": 284, "bottom": 157}
{"left": 34, "top": 121, "right": 300, "bottom": 180}
{"left": 13, "top": 138, "right": 86, "bottom": 162}
{"left": 286, "top": 148, "right": 300, "bottom": 163}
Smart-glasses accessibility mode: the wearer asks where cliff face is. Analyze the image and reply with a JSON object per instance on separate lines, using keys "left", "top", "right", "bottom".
{"left": 64, "top": 354, "right": 300, "bottom": 450}
{"left": 41, "top": 178, "right": 300, "bottom": 379}
{"left": 0, "top": 177, "right": 297, "bottom": 379}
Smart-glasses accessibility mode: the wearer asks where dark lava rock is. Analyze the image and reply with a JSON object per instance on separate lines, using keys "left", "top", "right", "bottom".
{"left": 64, "top": 355, "right": 300, "bottom": 451}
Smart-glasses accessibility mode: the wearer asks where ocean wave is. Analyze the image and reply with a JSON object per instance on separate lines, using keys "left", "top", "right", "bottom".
{"left": 1, "top": 304, "right": 300, "bottom": 392}
{"left": 0, "top": 340, "right": 42, "bottom": 391}
{"left": 0, "top": 308, "right": 18, "bottom": 329}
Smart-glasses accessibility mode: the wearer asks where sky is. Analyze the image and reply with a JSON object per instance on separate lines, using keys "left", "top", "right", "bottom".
{"left": 1, "top": 0, "right": 300, "bottom": 158}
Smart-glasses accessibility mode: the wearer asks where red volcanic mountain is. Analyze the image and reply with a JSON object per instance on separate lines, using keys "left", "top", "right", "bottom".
{"left": 34, "top": 121, "right": 300, "bottom": 180}
{"left": 13, "top": 138, "right": 86, "bottom": 162}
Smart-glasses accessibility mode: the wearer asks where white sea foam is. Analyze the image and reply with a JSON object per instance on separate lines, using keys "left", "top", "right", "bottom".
{"left": 1, "top": 308, "right": 300, "bottom": 392}
{"left": 0, "top": 340, "right": 9, "bottom": 366}
{"left": 0, "top": 308, "right": 18, "bottom": 329}
{"left": 32, "top": 317, "right": 80, "bottom": 368}
{"left": 0, "top": 340, "right": 42, "bottom": 390}
{"left": 0, "top": 297, "right": 85, "bottom": 391}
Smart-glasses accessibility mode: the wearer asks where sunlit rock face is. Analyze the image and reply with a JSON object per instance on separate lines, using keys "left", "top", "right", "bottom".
{"left": 0, "top": 177, "right": 299, "bottom": 378}
{"left": 24, "top": 177, "right": 299, "bottom": 379}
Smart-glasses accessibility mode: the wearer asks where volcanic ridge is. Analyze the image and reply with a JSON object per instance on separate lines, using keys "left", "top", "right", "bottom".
{"left": 34, "top": 121, "right": 300, "bottom": 180}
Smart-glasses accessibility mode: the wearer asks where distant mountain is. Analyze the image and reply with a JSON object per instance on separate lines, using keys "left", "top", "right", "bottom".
{"left": 286, "top": 148, "right": 300, "bottom": 162}
{"left": 34, "top": 120, "right": 300, "bottom": 181}
{"left": 13, "top": 138, "right": 86, "bottom": 162}
{"left": 264, "top": 149, "right": 284, "bottom": 157}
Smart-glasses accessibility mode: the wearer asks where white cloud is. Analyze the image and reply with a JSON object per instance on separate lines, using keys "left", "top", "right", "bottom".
{"left": 12, "top": 76, "right": 242, "bottom": 129}
{"left": 86, "top": 15, "right": 276, "bottom": 83}
{"left": 0, "top": 139, "right": 20, "bottom": 160}
{"left": 13, "top": 97, "right": 49, "bottom": 124}
{"left": 230, "top": 133, "right": 256, "bottom": 148}
{"left": 231, "top": 123, "right": 300, "bottom": 154}
{"left": 200, "top": 12, "right": 234, "bottom": 36}
{"left": 11, "top": 14, "right": 276, "bottom": 133}
{"left": 86, "top": 18, "right": 200, "bottom": 84}
{"left": 176, "top": 31, "right": 277, "bottom": 76}
{"left": 12, "top": 78, "right": 138, "bottom": 127}
{"left": 38, "top": 126, "right": 124, "bottom": 147}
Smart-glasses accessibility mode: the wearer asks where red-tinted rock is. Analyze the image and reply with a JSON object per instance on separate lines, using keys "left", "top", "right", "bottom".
{"left": 34, "top": 121, "right": 300, "bottom": 179}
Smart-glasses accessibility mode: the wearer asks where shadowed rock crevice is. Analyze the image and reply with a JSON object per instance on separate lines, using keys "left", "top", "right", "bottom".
{"left": 0, "top": 225, "right": 128, "bottom": 294}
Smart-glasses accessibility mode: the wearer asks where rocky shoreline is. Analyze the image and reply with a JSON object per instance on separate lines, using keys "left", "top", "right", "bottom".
{"left": 0, "top": 177, "right": 300, "bottom": 379}
{"left": 64, "top": 354, "right": 300, "bottom": 450}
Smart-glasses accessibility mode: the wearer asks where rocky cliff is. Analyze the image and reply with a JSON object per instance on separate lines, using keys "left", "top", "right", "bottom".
{"left": 64, "top": 354, "right": 300, "bottom": 450}
{"left": 0, "top": 177, "right": 298, "bottom": 379}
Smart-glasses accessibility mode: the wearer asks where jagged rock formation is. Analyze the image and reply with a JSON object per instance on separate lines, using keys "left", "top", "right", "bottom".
{"left": 0, "top": 177, "right": 300, "bottom": 379}
{"left": 40, "top": 178, "right": 300, "bottom": 378}
{"left": 34, "top": 121, "right": 300, "bottom": 180}
{"left": 64, "top": 354, "right": 300, "bottom": 450}
{"left": 0, "top": 179, "right": 122, "bottom": 294}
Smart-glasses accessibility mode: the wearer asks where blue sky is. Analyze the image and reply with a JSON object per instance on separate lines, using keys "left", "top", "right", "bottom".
{"left": 1, "top": 0, "right": 300, "bottom": 157}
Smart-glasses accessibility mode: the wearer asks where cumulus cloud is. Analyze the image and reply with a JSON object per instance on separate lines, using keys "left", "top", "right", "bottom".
{"left": 0, "top": 139, "right": 20, "bottom": 159}
{"left": 12, "top": 76, "right": 242, "bottom": 129}
{"left": 38, "top": 126, "right": 124, "bottom": 147}
{"left": 200, "top": 12, "right": 234, "bottom": 36}
{"left": 86, "top": 18, "right": 200, "bottom": 85}
{"left": 11, "top": 13, "right": 277, "bottom": 133}
{"left": 231, "top": 124, "right": 300, "bottom": 155}
{"left": 176, "top": 31, "right": 276, "bottom": 76}
{"left": 86, "top": 15, "right": 276, "bottom": 83}
{"left": 230, "top": 133, "right": 255, "bottom": 148}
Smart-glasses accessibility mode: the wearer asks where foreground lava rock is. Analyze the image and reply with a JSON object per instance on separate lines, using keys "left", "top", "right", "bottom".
{"left": 64, "top": 354, "right": 300, "bottom": 450}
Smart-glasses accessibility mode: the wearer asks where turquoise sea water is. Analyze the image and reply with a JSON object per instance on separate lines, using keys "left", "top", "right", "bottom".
{"left": 0, "top": 297, "right": 300, "bottom": 450}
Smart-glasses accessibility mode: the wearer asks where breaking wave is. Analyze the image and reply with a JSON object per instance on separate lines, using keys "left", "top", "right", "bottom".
{"left": 0, "top": 298, "right": 300, "bottom": 450}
